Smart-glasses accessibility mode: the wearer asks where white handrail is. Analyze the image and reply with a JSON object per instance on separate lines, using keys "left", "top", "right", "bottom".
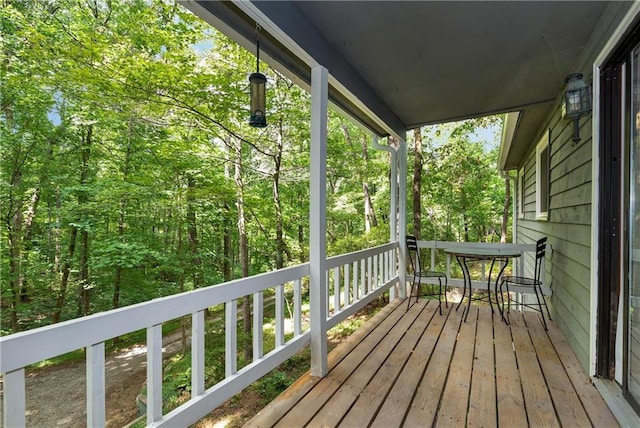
{"left": 0, "top": 243, "right": 399, "bottom": 428}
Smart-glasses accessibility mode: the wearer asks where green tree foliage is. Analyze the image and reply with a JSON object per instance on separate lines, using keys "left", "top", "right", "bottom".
{"left": 414, "top": 118, "right": 508, "bottom": 243}
{"left": 1, "top": 1, "right": 507, "bottom": 334}
{"left": 0, "top": 0, "right": 392, "bottom": 332}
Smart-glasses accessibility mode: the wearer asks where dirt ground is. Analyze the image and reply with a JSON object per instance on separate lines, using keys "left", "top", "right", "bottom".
{"left": 0, "top": 331, "right": 186, "bottom": 428}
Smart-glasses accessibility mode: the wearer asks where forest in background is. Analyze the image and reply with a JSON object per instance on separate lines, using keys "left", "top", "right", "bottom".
{"left": 1, "top": 0, "right": 508, "bottom": 335}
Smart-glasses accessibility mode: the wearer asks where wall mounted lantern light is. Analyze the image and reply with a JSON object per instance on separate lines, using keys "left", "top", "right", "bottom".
{"left": 249, "top": 26, "right": 267, "bottom": 128}
{"left": 562, "top": 73, "right": 591, "bottom": 142}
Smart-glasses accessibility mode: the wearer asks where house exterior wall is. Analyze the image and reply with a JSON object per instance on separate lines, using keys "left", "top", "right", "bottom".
{"left": 517, "top": 109, "right": 593, "bottom": 371}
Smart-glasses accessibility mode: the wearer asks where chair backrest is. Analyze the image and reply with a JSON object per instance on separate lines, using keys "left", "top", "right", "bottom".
{"left": 534, "top": 237, "right": 547, "bottom": 282}
{"left": 406, "top": 235, "right": 421, "bottom": 273}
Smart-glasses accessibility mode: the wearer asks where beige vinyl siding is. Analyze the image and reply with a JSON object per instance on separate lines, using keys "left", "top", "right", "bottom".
{"left": 517, "top": 105, "right": 593, "bottom": 371}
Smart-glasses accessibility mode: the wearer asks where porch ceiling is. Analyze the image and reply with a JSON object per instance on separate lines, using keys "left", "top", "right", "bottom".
{"left": 190, "top": 1, "right": 624, "bottom": 168}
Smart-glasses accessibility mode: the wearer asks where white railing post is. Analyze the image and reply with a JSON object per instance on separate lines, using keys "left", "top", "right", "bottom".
{"left": 192, "top": 310, "right": 205, "bottom": 396}
{"left": 225, "top": 301, "right": 237, "bottom": 377}
{"left": 353, "top": 261, "right": 359, "bottom": 301}
{"left": 333, "top": 268, "right": 340, "bottom": 314}
{"left": 147, "top": 324, "right": 163, "bottom": 424}
{"left": 360, "top": 258, "right": 366, "bottom": 297}
{"left": 87, "top": 342, "right": 106, "bottom": 427}
{"left": 3, "top": 368, "right": 25, "bottom": 427}
{"left": 344, "top": 263, "right": 350, "bottom": 306}
{"left": 253, "top": 292, "right": 264, "bottom": 361}
{"left": 373, "top": 254, "right": 379, "bottom": 289}
{"left": 276, "top": 284, "right": 285, "bottom": 347}
{"left": 367, "top": 256, "right": 373, "bottom": 293}
{"left": 310, "top": 64, "right": 328, "bottom": 377}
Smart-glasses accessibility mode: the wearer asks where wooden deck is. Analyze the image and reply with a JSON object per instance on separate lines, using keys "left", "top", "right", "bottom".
{"left": 246, "top": 299, "right": 619, "bottom": 427}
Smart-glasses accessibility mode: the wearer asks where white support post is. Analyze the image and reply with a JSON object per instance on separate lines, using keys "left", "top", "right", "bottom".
{"left": 192, "top": 310, "right": 205, "bottom": 396}
{"left": 398, "top": 137, "right": 408, "bottom": 297}
{"left": 87, "top": 342, "right": 106, "bottom": 427}
{"left": 3, "top": 369, "right": 26, "bottom": 427}
{"left": 310, "top": 64, "right": 328, "bottom": 377}
{"left": 225, "top": 300, "right": 238, "bottom": 377}
{"left": 147, "top": 324, "right": 163, "bottom": 425}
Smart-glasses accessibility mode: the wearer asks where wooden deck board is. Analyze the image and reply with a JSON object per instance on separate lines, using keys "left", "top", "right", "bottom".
{"left": 402, "top": 305, "right": 463, "bottom": 427}
{"left": 467, "top": 306, "right": 497, "bottom": 427}
{"left": 523, "top": 312, "right": 591, "bottom": 427}
{"left": 338, "top": 303, "right": 438, "bottom": 427}
{"left": 494, "top": 308, "right": 527, "bottom": 428}
{"left": 309, "top": 300, "right": 432, "bottom": 426}
{"left": 369, "top": 303, "right": 452, "bottom": 428}
{"left": 273, "top": 299, "right": 412, "bottom": 427}
{"left": 436, "top": 306, "right": 478, "bottom": 426}
{"left": 246, "top": 302, "right": 620, "bottom": 428}
{"left": 246, "top": 300, "right": 403, "bottom": 428}
{"left": 510, "top": 313, "right": 559, "bottom": 427}
{"left": 543, "top": 313, "right": 620, "bottom": 427}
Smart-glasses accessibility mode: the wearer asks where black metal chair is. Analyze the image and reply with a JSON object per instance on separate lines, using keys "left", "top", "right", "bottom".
{"left": 499, "top": 237, "right": 551, "bottom": 329}
{"left": 406, "top": 235, "right": 448, "bottom": 314}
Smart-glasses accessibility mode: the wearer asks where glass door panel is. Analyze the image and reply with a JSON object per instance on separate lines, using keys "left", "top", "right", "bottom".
{"left": 629, "top": 43, "right": 640, "bottom": 403}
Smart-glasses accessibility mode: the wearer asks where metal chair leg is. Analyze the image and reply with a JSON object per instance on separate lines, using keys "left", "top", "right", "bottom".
{"left": 437, "top": 277, "right": 442, "bottom": 315}
{"left": 532, "top": 283, "right": 550, "bottom": 331}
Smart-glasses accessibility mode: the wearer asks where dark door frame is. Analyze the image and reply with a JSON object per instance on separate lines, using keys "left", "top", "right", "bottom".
{"left": 597, "top": 20, "right": 640, "bottom": 412}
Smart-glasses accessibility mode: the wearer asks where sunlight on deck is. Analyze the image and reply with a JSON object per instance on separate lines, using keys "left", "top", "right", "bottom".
{"left": 246, "top": 299, "right": 618, "bottom": 427}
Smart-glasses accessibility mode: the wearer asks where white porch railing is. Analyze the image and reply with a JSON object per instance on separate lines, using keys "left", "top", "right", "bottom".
{"left": 0, "top": 242, "right": 399, "bottom": 427}
{"left": 414, "top": 240, "right": 551, "bottom": 296}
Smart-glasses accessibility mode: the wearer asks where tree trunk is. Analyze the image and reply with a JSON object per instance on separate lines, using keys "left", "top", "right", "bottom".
{"left": 53, "top": 186, "right": 62, "bottom": 273}
{"left": 19, "top": 187, "right": 40, "bottom": 303}
{"left": 77, "top": 125, "right": 93, "bottom": 317}
{"left": 223, "top": 203, "right": 232, "bottom": 282}
{"left": 176, "top": 224, "right": 188, "bottom": 353}
{"left": 501, "top": 176, "right": 511, "bottom": 243}
{"left": 20, "top": 133, "right": 56, "bottom": 303}
{"left": 273, "top": 119, "right": 285, "bottom": 269}
{"left": 7, "top": 168, "right": 23, "bottom": 331}
{"left": 235, "top": 137, "right": 252, "bottom": 361}
{"left": 7, "top": 229, "right": 21, "bottom": 331}
{"left": 363, "top": 182, "right": 378, "bottom": 232}
{"left": 223, "top": 141, "right": 233, "bottom": 282}
{"left": 298, "top": 224, "right": 305, "bottom": 263}
{"left": 187, "top": 174, "right": 202, "bottom": 288}
{"left": 113, "top": 131, "right": 134, "bottom": 309}
{"left": 463, "top": 213, "right": 470, "bottom": 242}
{"left": 53, "top": 226, "right": 78, "bottom": 323}
{"left": 412, "top": 128, "right": 422, "bottom": 239}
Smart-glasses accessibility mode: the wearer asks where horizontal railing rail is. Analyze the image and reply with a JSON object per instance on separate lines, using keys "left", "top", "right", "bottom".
{"left": 326, "top": 242, "right": 399, "bottom": 328}
{"left": 0, "top": 242, "right": 399, "bottom": 428}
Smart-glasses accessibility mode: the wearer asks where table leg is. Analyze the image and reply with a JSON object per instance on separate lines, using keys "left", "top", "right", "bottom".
{"left": 487, "top": 258, "right": 496, "bottom": 314}
{"left": 494, "top": 257, "right": 510, "bottom": 322}
{"left": 454, "top": 255, "right": 473, "bottom": 322}
{"left": 455, "top": 255, "right": 465, "bottom": 312}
